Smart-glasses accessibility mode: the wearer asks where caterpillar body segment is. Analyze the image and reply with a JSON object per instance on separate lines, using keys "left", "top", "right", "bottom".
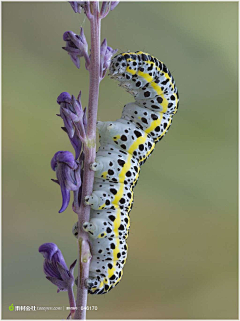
{"left": 85, "top": 178, "right": 134, "bottom": 211}
{"left": 83, "top": 209, "right": 130, "bottom": 240}
{"left": 91, "top": 152, "right": 141, "bottom": 186}
{"left": 121, "top": 102, "right": 173, "bottom": 143}
{"left": 73, "top": 221, "right": 127, "bottom": 295}
{"left": 97, "top": 119, "right": 156, "bottom": 164}
{"left": 73, "top": 51, "right": 179, "bottom": 295}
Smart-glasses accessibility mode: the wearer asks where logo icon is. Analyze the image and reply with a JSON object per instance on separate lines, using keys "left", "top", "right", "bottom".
{"left": 9, "top": 304, "right": 14, "bottom": 311}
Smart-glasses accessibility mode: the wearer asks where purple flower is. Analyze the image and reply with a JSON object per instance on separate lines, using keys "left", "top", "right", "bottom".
{"left": 51, "top": 151, "right": 81, "bottom": 213}
{"left": 100, "top": 2, "right": 119, "bottom": 18}
{"left": 69, "top": 1, "right": 84, "bottom": 14}
{"left": 100, "top": 39, "right": 118, "bottom": 78}
{"left": 62, "top": 28, "right": 90, "bottom": 69}
{"left": 57, "top": 91, "right": 85, "bottom": 140}
{"left": 39, "top": 243, "right": 77, "bottom": 292}
{"left": 69, "top": 1, "right": 92, "bottom": 19}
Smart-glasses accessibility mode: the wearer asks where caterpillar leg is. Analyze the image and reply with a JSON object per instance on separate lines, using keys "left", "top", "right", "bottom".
{"left": 84, "top": 194, "right": 99, "bottom": 207}
{"left": 82, "top": 221, "right": 98, "bottom": 237}
{"left": 90, "top": 162, "right": 103, "bottom": 172}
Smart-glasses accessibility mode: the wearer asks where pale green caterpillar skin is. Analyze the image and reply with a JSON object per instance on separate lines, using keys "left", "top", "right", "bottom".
{"left": 85, "top": 178, "right": 134, "bottom": 212}
{"left": 97, "top": 119, "right": 155, "bottom": 165}
{"left": 73, "top": 51, "right": 179, "bottom": 295}
{"left": 82, "top": 209, "right": 130, "bottom": 240}
{"left": 90, "top": 150, "right": 140, "bottom": 186}
{"left": 121, "top": 102, "right": 173, "bottom": 143}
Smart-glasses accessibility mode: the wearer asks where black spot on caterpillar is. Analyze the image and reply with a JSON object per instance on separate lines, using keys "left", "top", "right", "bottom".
{"left": 73, "top": 51, "right": 179, "bottom": 294}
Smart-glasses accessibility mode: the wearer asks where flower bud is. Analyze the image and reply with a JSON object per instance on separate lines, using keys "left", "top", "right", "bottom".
{"left": 62, "top": 28, "right": 89, "bottom": 69}
{"left": 57, "top": 92, "right": 84, "bottom": 139}
{"left": 100, "top": 39, "right": 117, "bottom": 79}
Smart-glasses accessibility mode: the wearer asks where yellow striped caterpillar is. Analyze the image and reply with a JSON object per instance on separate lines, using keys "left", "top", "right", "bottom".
{"left": 73, "top": 51, "right": 179, "bottom": 294}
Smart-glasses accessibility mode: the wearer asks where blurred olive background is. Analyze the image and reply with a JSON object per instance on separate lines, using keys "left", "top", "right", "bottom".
{"left": 2, "top": 1, "right": 238, "bottom": 319}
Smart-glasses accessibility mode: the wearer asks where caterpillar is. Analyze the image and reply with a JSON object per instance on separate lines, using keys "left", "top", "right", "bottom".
{"left": 73, "top": 51, "right": 179, "bottom": 294}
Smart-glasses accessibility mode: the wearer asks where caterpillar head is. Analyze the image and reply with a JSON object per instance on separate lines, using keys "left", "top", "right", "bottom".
{"left": 109, "top": 54, "right": 127, "bottom": 77}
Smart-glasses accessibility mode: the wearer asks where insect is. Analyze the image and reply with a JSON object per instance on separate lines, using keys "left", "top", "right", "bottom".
{"left": 73, "top": 51, "right": 179, "bottom": 294}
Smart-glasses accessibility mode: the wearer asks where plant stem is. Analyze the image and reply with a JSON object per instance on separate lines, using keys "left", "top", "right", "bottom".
{"left": 74, "top": 2, "right": 100, "bottom": 319}
{"left": 68, "top": 286, "right": 76, "bottom": 318}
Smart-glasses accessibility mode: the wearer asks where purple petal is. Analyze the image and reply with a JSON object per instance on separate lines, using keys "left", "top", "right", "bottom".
{"left": 51, "top": 154, "right": 58, "bottom": 171}
{"left": 51, "top": 178, "right": 60, "bottom": 185}
{"left": 62, "top": 127, "right": 82, "bottom": 160}
{"left": 59, "top": 185, "right": 71, "bottom": 213}
{"left": 69, "top": 2, "right": 82, "bottom": 14}
{"left": 110, "top": 1, "right": 119, "bottom": 11}
{"left": 69, "top": 1, "right": 86, "bottom": 14}
{"left": 70, "top": 54, "right": 80, "bottom": 69}
{"left": 74, "top": 165, "right": 81, "bottom": 188}
{"left": 39, "top": 243, "right": 58, "bottom": 260}
{"left": 56, "top": 262, "right": 72, "bottom": 282}
{"left": 57, "top": 92, "right": 71, "bottom": 105}
{"left": 56, "top": 151, "right": 77, "bottom": 170}
{"left": 83, "top": 107, "right": 87, "bottom": 129}
{"left": 52, "top": 250, "right": 69, "bottom": 271}
{"left": 100, "top": 38, "right": 108, "bottom": 57}
{"left": 60, "top": 108, "right": 75, "bottom": 138}
{"left": 44, "top": 260, "right": 62, "bottom": 279}
{"left": 79, "top": 27, "right": 87, "bottom": 47}
{"left": 70, "top": 132, "right": 82, "bottom": 160}
{"left": 46, "top": 276, "right": 68, "bottom": 292}
{"left": 61, "top": 107, "right": 79, "bottom": 123}
{"left": 64, "top": 166, "right": 81, "bottom": 191}
{"left": 69, "top": 259, "right": 77, "bottom": 274}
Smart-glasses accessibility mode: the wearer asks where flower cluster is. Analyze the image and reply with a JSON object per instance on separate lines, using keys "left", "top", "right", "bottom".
{"left": 63, "top": 2, "right": 117, "bottom": 73}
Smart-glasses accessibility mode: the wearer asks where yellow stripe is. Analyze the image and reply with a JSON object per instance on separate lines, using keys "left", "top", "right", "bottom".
{"left": 128, "top": 134, "right": 155, "bottom": 162}
{"left": 137, "top": 70, "right": 153, "bottom": 83}
{"left": 98, "top": 203, "right": 106, "bottom": 210}
{"left": 144, "top": 113, "right": 164, "bottom": 135}
{"left": 126, "top": 66, "right": 137, "bottom": 75}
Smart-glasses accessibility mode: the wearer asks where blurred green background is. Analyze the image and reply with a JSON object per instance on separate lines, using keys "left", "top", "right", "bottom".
{"left": 2, "top": 2, "right": 238, "bottom": 319}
